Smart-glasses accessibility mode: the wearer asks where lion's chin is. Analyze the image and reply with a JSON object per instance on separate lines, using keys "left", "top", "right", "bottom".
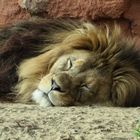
{"left": 32, "top": 89, "right": 73, "bottom": 107}
{"left": 32, "top": 89, "right": 54, "bottom": 107}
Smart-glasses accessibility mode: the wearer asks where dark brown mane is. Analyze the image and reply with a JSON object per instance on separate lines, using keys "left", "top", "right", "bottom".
{"left": 0, "top": 19, "right": 140, "bottom": 106}
{"left": 0, "top": 19, "right": 81, "bottom": 97}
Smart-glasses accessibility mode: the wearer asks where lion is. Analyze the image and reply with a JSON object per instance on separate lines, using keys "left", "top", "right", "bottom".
{"left": 0, "top": 18, "right": 140, "bottom": 107}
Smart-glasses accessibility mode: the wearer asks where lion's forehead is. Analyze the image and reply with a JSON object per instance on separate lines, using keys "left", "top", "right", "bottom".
{"left": 50, "top": 50, "right": 91, "bottom": 72}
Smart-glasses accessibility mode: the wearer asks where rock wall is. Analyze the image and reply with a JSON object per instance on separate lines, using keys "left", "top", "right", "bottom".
{"left": 0, "top": 0, "right": 140, "bottom": 47}
{"left": 0, "top": 0, "right": 29, "bottom": 27}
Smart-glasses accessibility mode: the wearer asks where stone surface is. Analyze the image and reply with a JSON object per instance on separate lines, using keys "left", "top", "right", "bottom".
{"left": 46, "top": 0, "right": 130, "bottom": 19}
{"left": 124, "top": 0, "right": 140, "bottom": 48}
{"left": 18, "top": 0, "right": 49, "bottom": 14}
{"left": 124, "top": 0, "right": 140, "bottom": 36}
{"left": 0, "top": 0, "right": 30, "bottom": 26}
{"left": 0, "top": 103, "right": 139, "bottom": 140}
{"left": 19, "top": 0, "right": 129, "bottom": 19}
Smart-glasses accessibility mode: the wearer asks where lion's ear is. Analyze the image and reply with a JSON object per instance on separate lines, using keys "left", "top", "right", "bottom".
{"left": 111, "top": 68, "right": 140, "bottom": 106}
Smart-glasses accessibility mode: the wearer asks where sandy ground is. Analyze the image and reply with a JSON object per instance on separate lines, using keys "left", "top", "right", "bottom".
{"left": 0, "top": 103, "right": 139, "bottom": 140}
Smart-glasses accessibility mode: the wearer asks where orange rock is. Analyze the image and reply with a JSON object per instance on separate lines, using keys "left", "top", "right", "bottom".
{"left": 0, "top": 0, "right": 30, "bottom": 27}
{"left": 46, "top": 0, "right": 129, "bottom": 19}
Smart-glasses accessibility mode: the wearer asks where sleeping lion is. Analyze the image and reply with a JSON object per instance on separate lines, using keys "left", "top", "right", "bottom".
{"left": 0, "top": 19, "right": 140, "bottom": 107}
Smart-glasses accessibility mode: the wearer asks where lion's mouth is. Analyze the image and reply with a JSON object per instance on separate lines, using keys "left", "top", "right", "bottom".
{"left": 34, "top": 79, "right": 82, "bottom": 106}
{"left": 36, "top": 88, "right": 54, "bottom": 106}
{"left": 36, "top": 79, "right": 64, "bottom": 106}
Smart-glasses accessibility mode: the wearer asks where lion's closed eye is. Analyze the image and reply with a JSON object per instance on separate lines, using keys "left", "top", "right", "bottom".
{"left": 65, "top": 58, "right": 73, "bottom": 70}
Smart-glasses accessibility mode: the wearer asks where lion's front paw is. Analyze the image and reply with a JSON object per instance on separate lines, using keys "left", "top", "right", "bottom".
{"left": 32, "top": 89, "right": 52, "bottom": 107}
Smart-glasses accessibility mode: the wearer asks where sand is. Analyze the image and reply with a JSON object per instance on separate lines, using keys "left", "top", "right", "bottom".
{"left": 0, "top": 103, "right": 139, "bottom": 140}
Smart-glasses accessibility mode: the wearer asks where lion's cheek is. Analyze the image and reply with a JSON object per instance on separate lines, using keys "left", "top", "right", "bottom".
{"left": 48, "top": 91, "right": 74, "bottom": 106}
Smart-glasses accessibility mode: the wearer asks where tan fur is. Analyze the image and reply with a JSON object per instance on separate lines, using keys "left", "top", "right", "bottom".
{"left": 14, "top": 21, "right": 140, "bottom": 106}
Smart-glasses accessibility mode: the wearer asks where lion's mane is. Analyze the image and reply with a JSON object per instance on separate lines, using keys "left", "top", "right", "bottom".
{"left": 0, "top": 19, "right": 140, "bottom": 106}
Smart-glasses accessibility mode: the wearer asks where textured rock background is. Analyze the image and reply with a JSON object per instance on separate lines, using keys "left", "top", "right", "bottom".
{"left": 0, "top": 0, "right": 139, "bottom": 47}
{"left": 0, "top": 0, "right": 29, "bottom": 27}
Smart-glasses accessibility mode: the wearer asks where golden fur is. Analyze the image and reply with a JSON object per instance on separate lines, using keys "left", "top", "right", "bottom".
{"left": 0, "top": 19, "right": 140, "bottom": 106}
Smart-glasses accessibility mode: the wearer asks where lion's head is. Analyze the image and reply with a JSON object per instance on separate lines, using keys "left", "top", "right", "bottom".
{"left": 31, "top": 50, "right": 112, "bottom": 107}
{"left": 12, "top": 19, "right": 140, "bottom": 107}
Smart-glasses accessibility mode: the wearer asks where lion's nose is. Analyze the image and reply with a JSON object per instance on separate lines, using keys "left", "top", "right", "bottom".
{"left": 51, "top": 79, "right": 61, "bottom": 91}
